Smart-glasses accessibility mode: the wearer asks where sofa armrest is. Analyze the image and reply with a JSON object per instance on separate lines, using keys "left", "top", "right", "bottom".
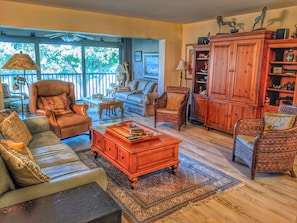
{"left": 0, "top": 168, "right": 107, "bottom": 209}
{"left": 23, "top": 116, "right": 50, "bottom": 134}
{"left": 144, "top": 93, "right": 159, "bottom": 105}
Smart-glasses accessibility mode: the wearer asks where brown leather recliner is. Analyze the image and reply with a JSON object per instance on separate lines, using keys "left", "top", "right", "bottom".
{"left": 29, "top": 80, "right": 91, "bottom": 139}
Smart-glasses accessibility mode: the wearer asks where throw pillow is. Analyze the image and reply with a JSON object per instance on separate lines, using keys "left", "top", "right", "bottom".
{"left": 0, "top": 144, "right": 50, "bottom": 187}
{"left": 1, "top": 139, "right": 34, "bottom": 162}
{"left": 0, "top": 111, "right": 33, "bottom": 145}
{"left": 263, "top": 112, "right": 296, "bottom": 130}
{"left": 166, "top": 93, "right": 185, "bottom": 110}
{"left": 40, "top": 93, "right": 73, "bottom": 115}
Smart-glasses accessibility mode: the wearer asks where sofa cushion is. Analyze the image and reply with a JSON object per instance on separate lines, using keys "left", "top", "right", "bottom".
{"left": 0, "top": 155, "right": 15, "bottom": 195}
{"left": 31, "top": 144, "right": 79, "bottom": 168}
{"left": 143, "top": 81, "right": 156, "bottom": 94}
{"left": 166, "top": 93, "right": 185, "bottom": 110}
{"left": 127, "top": 94, "right": 144, "bottom": 104}
{"left": 41, "top": 161, "right": 90, "bottom": 179}
{"left": 1, "top": 139, "right": 34, "bottom": 162}
{"left": 0, "top": 111, "right": 33, "bottom": 145}
{"left": 41, "top": 93, "right": 73, "bottom": 115}
{"left": 28, "top": 131, "right": 61, "bottom": 150}
{"left": 128, "top": 80, "right": 138, "bottom": 91}
{"left": 263, "top": 112, "right": 296, "bottom": 130}
{"left": 0, "top": 144, "right": 50, "bottom": 187}
{"left": 136, "top": 80, "right": 149, "bottom": 91}
{"left": 115, "top": 91, "right": 133, "bottom": 100}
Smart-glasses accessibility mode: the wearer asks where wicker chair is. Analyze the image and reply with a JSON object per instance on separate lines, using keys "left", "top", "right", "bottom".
{"left": 154, "top": 86, "right": 190, "bottom": 131}
{"left": 232, "top": 104, "right": 297, "bottom": 179}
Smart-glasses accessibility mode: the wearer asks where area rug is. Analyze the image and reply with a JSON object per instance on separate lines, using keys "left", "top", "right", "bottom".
{"left": 87, "top": 107, "right": 134, "bottom": 123}
{"left": 77, "top": 149, "right": 241, "bottom": 223}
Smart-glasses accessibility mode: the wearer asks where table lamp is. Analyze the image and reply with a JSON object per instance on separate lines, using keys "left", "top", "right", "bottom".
{"left": 176, "top": 60, "right": 186, "bottom": 87}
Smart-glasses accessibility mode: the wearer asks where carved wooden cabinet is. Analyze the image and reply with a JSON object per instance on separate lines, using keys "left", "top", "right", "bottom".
{"left": 264, "top": 39, "right": 297, "bottom": 113}
{"left": 189, "top": 44, "right": 210, "bottom": 123}
{"left": 206, "top": 30, "right": 273, "bottom": 133}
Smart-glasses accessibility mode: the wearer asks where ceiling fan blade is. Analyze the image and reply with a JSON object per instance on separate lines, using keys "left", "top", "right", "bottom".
{"left": 44, "top": 33, "right": 64, "bottom": 38}
{"left": 75, "top": 34, "right": 94, "bottom": 40}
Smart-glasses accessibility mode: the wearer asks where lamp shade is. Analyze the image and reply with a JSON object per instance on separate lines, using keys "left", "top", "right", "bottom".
{"left": 115, "top": 64, "right": 126, "bottom": 74}
{"left": 176, "top": 60, "right": 186, "bottom": 71}
{"left": 2, "top": 52, "right": 40, "bottom": 70}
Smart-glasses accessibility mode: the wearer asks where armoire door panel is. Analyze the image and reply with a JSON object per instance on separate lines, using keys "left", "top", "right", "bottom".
{"left": 208, "top": 42, "right": 232, "bottom": 99}
{"left": 206, "top": 100, "right": 228, "bottom": 130}
{"left": 229, "top": 39, "right": 261, "bottom": 104}
{"left": 228, "top": 103, "right": 258, "bottom": 132}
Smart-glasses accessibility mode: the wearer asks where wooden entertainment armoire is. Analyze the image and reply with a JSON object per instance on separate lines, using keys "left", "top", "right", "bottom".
{"left": 189, "top": 30, "right": 274, "bottom": 134}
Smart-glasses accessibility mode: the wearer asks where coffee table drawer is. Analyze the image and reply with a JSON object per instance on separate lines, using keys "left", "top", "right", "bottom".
{"left": 93, "top": 131, "right": 105, "bottom": 152}
{"left": 117, "top": 146, "right": 130, "bottom": 169}
{"left": 105, "top": 139, "right": 117, "bottom": 160}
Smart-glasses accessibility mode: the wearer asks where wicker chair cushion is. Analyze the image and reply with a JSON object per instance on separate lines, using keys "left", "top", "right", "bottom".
{"left": 156, "top": 108, "right": 179, "bottom": 114}
{"left": 166, "top": 93, "right": 185, "bottom": 110}
{"left": 263, "top": 112, "right": 296, "bottom": 130}
{"left": 236, "top": 135, "right": 256, "bottom": 149}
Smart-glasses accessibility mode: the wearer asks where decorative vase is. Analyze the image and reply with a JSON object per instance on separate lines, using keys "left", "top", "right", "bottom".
{"left": 285, "top": 49, "right": 295, "bottom": 62}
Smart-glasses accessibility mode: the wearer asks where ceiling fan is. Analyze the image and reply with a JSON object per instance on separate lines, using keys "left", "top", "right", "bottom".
{"left": 44, "top": 33, "right": 94, "bottom": 42}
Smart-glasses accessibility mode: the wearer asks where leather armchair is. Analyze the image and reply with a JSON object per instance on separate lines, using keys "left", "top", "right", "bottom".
{"left": 29, "top": 80, "right": 91, "bottom": 139}
{"left": 154, "top": 86, "right": 190, "bottom": 131}
{"left": 232, "top": 105, "right": 297, "bottom": 179}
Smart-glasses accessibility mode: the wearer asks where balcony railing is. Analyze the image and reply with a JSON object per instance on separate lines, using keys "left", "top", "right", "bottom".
{"left": 1, "top": 72, "right": 118, "bottom": 100}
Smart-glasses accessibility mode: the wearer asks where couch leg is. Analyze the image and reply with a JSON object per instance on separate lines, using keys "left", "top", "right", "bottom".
{"left": 89, "top": 130, "right": 92, "bottom": 140}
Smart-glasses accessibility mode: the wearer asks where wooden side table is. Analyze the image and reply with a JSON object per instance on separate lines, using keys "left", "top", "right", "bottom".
{"left": 0, "top": 182, "right": 122, "bottom": 223}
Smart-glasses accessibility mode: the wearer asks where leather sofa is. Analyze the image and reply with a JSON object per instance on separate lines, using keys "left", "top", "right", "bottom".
{"left": 0, "top": 110, "right": 107, "bottom": 208}
{"left": 114, "top": 79, "right": 158, "bottom": 116}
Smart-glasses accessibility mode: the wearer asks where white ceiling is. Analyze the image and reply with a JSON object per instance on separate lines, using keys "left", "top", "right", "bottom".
{"left": 5, "top": 0, "right": 297, "bottom": 23}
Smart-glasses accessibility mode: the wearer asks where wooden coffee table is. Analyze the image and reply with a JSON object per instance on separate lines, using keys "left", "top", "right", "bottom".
{"left": 91, "top": 121, "right": 182, "bottom": 189}
{"left": 82, "top": 96, "right": 124, "bottom": 119}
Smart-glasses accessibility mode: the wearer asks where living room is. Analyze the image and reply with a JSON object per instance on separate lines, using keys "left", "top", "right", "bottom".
{"left": 0, "top": 1, "right": 297, "bottom": 223}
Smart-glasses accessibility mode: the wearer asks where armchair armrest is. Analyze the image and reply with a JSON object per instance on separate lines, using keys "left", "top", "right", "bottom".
{"left": 154, "top": 92, "right": 167, "bottom": 109}
{"left": 233, "top": 118, "right": 264, "bottom": 137}
{"left": 256, "top": 127, "right": 297, "bottom": 152}
{"left": 72, "top": 103, "right": 88, "bottom": 116}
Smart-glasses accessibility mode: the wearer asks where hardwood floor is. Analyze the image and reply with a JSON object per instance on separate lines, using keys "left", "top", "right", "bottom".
{"left": 63, "top": 114, "right": 297, "bottom": 223}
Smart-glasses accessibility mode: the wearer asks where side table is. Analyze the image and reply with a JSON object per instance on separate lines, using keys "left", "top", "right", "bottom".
{"left": 0, "top": 182, "right": 122, "bottom": 223}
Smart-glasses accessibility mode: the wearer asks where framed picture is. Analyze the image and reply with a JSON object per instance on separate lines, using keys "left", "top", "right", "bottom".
{"left": 185, "top": 44, "right": 195, "bottom": 80}
{"left": 134, "top": 51, "right": 142, "bottom": 62}
{"left": 143, "top": 53, "right": 159, "bottom": 79}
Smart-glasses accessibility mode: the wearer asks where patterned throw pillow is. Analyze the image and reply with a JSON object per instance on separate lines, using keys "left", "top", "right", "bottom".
{"left": 1, "top": 139, "right": 34, "bottom": 162}
{"left": 166, "top": 93, "right": 185, "bottom": 110}
{"left": 264, "top": 112, "right": 296, "bottom": 130}
{"left": 40, "top": 93, "right": 73, "bottom": 115}
{"left": 0, "top": 111, "right": 33, "bottom": 145}
{"left": 0, "top": 144, "right": 50, "bottom": 187}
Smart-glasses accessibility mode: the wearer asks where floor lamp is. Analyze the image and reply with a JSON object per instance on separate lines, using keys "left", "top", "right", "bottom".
{"left": 2, "top": 52, "right": 40, "bottom": 117}
{"left": 176, "top": 60, "right": 186, "bottom": 87}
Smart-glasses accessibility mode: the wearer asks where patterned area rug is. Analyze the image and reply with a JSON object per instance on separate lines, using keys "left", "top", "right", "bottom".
{"left": 87, "top": 107, "right": 134, "bottom": 124}
{"left": 77, "top": 149, "right": 241, "bottom": 223}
